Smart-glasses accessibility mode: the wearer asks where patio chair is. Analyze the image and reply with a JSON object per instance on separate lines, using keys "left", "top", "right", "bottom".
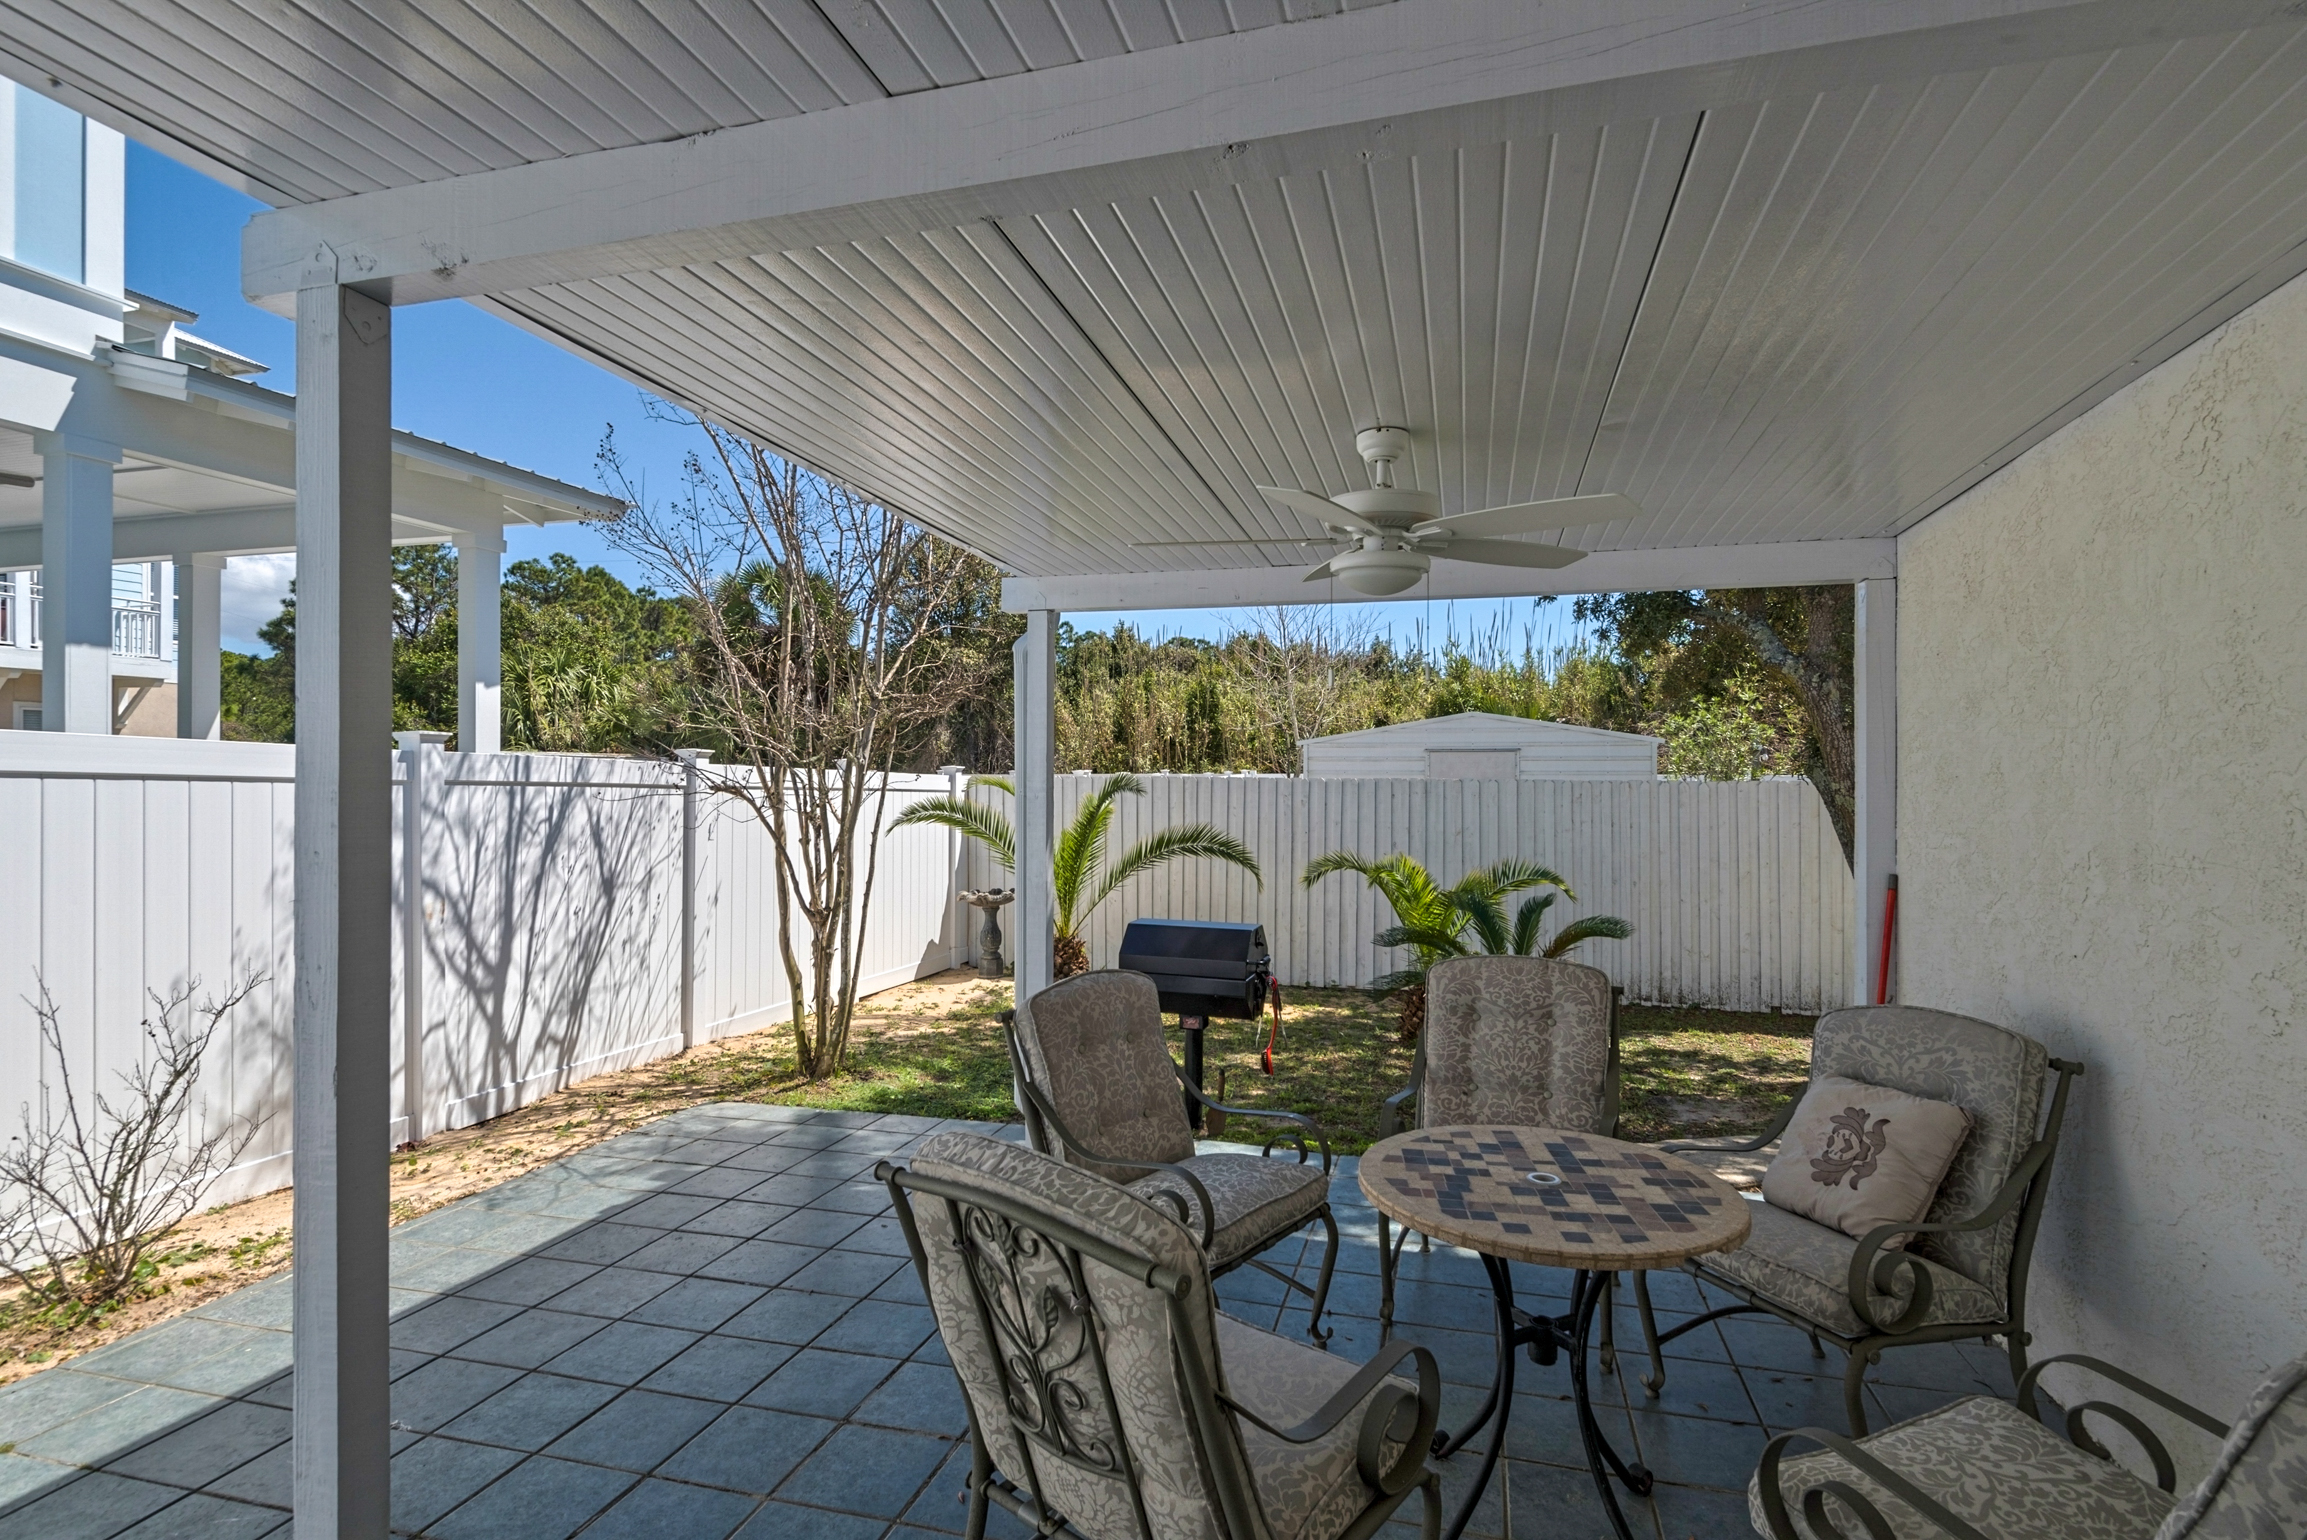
{"left": 1372, "top": 956, "right": 1632, "bottom": 1345}
{"left": 1006, "top": 970, "right": 1340, "bottom": 1341}
{"left": 1643, "top": 1004, "right": 2084, "bottom": 1435}
{"left": 1750, "top": 1348, "right": 2307, "bottom": 1539}
{"left": 880, "top": 1131, "right": 1444, "bottom": 1540}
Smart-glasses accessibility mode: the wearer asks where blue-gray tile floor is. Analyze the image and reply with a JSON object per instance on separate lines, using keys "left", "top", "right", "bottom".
{"left": 0, "top": 1105, "right": 2017, "bottom": 1539}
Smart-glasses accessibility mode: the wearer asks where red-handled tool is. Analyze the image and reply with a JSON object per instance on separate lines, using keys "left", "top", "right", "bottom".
{"left": 1876, "top": 873, "right": 1899, "bottom": 1005}
{"left": 1261, "top": 980, "right": 1284, "bottom": 1075}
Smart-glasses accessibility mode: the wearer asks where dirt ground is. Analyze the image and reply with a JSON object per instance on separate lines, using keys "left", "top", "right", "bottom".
{"left": 0, "top": 970, "right": 1809, "bottom": 1387}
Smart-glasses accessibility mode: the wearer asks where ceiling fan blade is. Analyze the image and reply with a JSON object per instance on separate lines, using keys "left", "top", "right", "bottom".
{"left": 1435, "top": 537, "right": 1588, "bottom": 570}
{"left": 1411, "top": 491, "right": 1642, "bottom": 540}
{"left": 1300, "top": 558, "right": 1338, "bottom": 583}
{"left": 1130, "top": 538, "right": 1334, "bottom": 547}
{"left": 1255, "top": 485, "right": 1384, "bottom": 537}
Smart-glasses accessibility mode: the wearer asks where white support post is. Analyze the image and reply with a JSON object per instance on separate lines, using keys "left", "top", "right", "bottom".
{"left": 394, "top": 732, "right": 445, "bottom": 1144}
{"left": 291, "top": 280, "right": 394, "bottom": 1540}
{"left": 1853, "top": 578, "right": 1897, "bottom": 1006}
{"left": 675, "top": 749, "right": 711, "bottom": 1051}
{"left": 454, "top": 528, "right": 503, "bottom": 754}
{"left": 174, "top": 554, "right": 225, "bottom": 740}
{"left": 35, "top": 433, "right": 118, "bottom": 734}
{"left": 1013, "top": 611, "right": 1057, "bottom": 1004}
{"left": 942, "top": 764, "right": 966, "bottom": 970}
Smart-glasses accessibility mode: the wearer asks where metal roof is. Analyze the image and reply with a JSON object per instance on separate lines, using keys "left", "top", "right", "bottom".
{"left": 8, "top": 0, "right": 2306, "bottom": 604}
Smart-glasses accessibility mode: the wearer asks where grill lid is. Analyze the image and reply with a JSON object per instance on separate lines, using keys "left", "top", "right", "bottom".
{"left": 1117, "top": 919, "right": 1269, "bottom": 980}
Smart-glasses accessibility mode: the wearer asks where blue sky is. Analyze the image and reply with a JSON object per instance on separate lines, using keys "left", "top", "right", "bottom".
{"left": 126, "top": 144, "right": 1595, "bottom": 658}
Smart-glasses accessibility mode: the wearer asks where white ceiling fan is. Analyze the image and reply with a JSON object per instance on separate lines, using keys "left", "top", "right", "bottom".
{"left": 1134, "top": 427, "right": 1642, "bottom": 596}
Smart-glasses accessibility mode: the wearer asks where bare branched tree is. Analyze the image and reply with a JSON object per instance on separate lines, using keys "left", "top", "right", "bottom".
{"left": 603, "top": 419, "right": 999, "bottom": 1079}
{"left": 0, "top": 977, "right": 264, "bottom": 1316}
{"left": 1237, "top": 604, "right": 1380, "bottom": 763}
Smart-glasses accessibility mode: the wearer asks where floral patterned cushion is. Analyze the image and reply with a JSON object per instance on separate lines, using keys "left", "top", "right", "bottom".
{"left": 2156, "top": 1351, "right": 2307, "bottom": 1539}
{"left": 1420, "top": 956, "right": 1613, "bottom": 1133}
{"left": 1749, "top": 1394, "right": 2174, "bottom": 1540}
{"left": 1699, "top": 1198, "right": 2004, "bottom": 1339}
{"left": 1135, "top": 1153, "right": 1330, "bottom": 1268}
{"left": 904, "top": 1131, "right": 1226, "bottom": 1540}
{"left": 1019, "top": 971, "right": 1198, "bottom": 1182}
{"left": 1808, "top": 1007, "right": 2049, "bottom": 1308}
{"left": 1217, "top": 1312, "right": 1413, "bottom": 1540}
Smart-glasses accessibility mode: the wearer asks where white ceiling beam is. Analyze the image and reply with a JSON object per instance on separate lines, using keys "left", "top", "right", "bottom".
{"left": 0, "top": 505, "right": 507, "bottom": 567}
{"left": 1000, "top": 539, "right": 1895, "bottom": 612}
{"left": 239, "top": 0, "right": 2256, "bottom": 308}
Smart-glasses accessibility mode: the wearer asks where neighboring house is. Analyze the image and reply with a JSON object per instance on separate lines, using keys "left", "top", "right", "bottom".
{"left": 0, "top": 83, "right": 618, "bottom": 743}
{"left": 1298, "top": 711, "right": 1661, "bottom": 780}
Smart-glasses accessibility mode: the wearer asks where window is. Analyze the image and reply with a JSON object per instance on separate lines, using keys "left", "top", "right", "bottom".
{"left": 1426, "top": 749, "right": 1522, "bottom": 780}
{"left": 13, "top": 702, "right": 42, "bottom": 731}
{"left": 9, "top": 83, "right": 84, "bottom": 282}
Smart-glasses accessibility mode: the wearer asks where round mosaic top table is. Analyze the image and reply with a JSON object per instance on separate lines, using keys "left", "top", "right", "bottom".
{"left": 1357, "top": 1124, "right": 1750, "bottom": 1271}
{"left": 1357, "top": 1125, "right": 1750, "bottom": 1540}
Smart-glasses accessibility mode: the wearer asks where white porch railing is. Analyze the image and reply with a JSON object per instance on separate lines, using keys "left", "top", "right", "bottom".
{"left": 0, "top": 577, "right": 169, "bottom": 659}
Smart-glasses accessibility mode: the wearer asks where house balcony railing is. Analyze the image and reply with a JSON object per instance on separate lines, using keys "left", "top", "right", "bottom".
{"left": 0, "top": 590, "right": 169, "bottom": 660}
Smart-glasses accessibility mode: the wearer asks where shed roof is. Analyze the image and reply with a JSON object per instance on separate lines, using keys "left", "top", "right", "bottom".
{"left": 1298, "top": 712, "right": 1662, "bottom": 751}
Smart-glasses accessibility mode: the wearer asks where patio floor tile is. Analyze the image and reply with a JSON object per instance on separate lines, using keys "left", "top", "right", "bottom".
{"left": 732, "top": 1498, "right": 887, "bottom": 1540}
{"left": 854, "top": 1361, "right": 968, "bottom": 1437}
{"left": 389, "top": 1296, "right": 523, "bottom": 1356}
{"left": 535, "top": 1266, "right": 679, "bottom": 1320}
{"left": 439, "top": 1373, "right": 620, "bottom": 1450}
{"left": 103, "top": 1399, "right": 290, "bottom": 1489}
{"left": 576, "top": 1476, "right": 760, "bottom": 1540}
{"left": 445, "top": 1308, "right": 605, "bottom": 1369}
{"left": 683, "top": 1201, "right": 793, "bottom": 1238}
{"left": 17, "top": 1385, "right": 224, "bottom": 1467}
{"left": 718, "top": 1288, "right": 856, "bottom": 1345}
{"left": 112, "top": 1492, "right": 284, "bottom": 1539}
{"left": 0, "top": 1368, "right": 140, "bottom": 1445}
{"left": 742, "top": 1348, "right": 897, "bottom": 1419}
{"left": 626, "top": 1276, "right": 766, "bottom": 1333}
{"left": 425, "top": 1453, "right": 633, "bottom": 1540}
{"left": 388, "top": 1357, "right": 524, "bottom": 1433}
{"left": 453, "top": 1258, "right": 600, "bottom": 1308}
{"left": 656, "top": 1405, "right": 835, "bottom": 1496}
{"left": 385, "top": 1436, "right": 523, "bottom": 1533}
{"left": 640, "top": 1338, "right": 793, "bottom": 1402}
{"left": 696, "top": 1239, "right": 819, "bottom": 1289}
{"left": 540, "top": 1387, "right": 724, "bottom": 1471}
{"left": 778, "top": 1249, "right": 904, "bottom": 1298}
{"left": 0, "top": 1470, "right": 184, "bottom": 1540}
{"left": 813, "top": 1299, "right": 934, "bottom": 1357}
{"left": 532, "top": 1222, "right": 662, "bottom": 1266}
{"left": 538, "top": 1320, "right": 698, "bottom": 1385}
{"left": 773, "top": 1422, "right": 949, "bottom": 1517}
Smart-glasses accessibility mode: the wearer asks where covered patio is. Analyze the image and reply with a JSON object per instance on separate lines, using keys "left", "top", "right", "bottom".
{"left": 0, "top": 0, "right": 2302, "bottom": 1535}
{"left": 0, "top": 1105, "right": 2016, "bottom": 1540}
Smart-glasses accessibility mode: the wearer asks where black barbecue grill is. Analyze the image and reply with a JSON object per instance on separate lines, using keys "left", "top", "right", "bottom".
{"left": 1117, "top": 918, "right": 1271, "bottom": 1019}
{"left": 1118, "top": 919, "right": 1272, "bottom": 1132}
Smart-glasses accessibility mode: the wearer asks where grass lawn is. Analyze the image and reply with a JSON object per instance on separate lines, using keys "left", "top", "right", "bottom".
{"left": 0, "top": 968, "right": 1812, "bottom": 1382}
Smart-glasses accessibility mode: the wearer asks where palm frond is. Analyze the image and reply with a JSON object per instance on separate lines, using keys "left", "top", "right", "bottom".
{"left": 1088, "top": 823, "right": 1261, "bottom": 920}
{"left": 1303, "top": 849, "right": 1450, "bottom": 931}
{"left": 1051, "top": 795, "right": 1119, "bottom": 931}
{"left": 1374, "top": 923, "right": 1469, "bottom": 958}
{"left": 1370, "top": 966, "right": 1430, "bottom": 998}
{"left": 971, "top": 775, "right": 1015, "bottom": 798}
{"left": 1541, "top": 915, "right": 1634, "bottom": 957}
{"left": 1464, "top": 858, "right": 1574, "bottom": 903}
{"left": 1509, "top": 891, "right": 1557, "bottom": 956}
{"left": 1448, "top": 890, "right": 1512, "bottom": 955}
{"left": 888, "top": 796, "right": 1016, "bottom": 872}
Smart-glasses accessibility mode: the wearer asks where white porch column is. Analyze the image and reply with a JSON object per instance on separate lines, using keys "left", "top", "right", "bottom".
{"left": 1853, "top": 577, "right": 1897, "bottom": 1006}
{"left": 174, "top": 554, "right": 225, "bottom": 739}
{"left": 36, "top": 432, "right": 119, "bottom": 734}
{"left": 291, "top": 281, "right": 394, "bottom": 1540}
{"left": 1013, "top": 610, "right": 1057, "bottom": 1003}
{"left": 454, "top": 527, "right": 503, "bottom": 753}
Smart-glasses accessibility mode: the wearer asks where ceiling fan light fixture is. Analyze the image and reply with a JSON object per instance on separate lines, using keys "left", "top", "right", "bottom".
{"left": 1324, "top": 544, "right": 1429, "bottom": 596}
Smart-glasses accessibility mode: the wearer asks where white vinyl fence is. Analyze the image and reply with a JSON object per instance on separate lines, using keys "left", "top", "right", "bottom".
{"left": 0, "top": 733, "right": 966, "bottom": 1210}
{"left": 962, "top": 774, "right": 1851, "bottom": 1013}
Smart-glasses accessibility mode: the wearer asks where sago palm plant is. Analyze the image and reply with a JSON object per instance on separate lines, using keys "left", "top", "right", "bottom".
{"left": 1300, "top": 851, "right": 1631, "bottom": 1039}
{"left": 892, "top": 773, "right": 1261, "bottom": 977}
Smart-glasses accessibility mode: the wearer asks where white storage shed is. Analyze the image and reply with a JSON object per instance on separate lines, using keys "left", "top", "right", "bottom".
{"left": 1298, "top": 713, "right": 1661, "bottom": 780}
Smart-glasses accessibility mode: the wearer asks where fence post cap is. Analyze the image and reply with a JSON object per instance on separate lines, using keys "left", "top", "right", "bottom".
{"left": 395, "top": 730, "right": 449, "bottom": 753}
{"left": 673, "top": 749, "right": 713, "bottom": 766}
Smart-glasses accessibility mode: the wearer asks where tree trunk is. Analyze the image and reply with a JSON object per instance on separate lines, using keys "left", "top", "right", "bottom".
{"left": 1053, "top": 932, "right": 1089, "bottom": 979}
{"left": 1698, "top": 588, "right": 1856, "bottom": 868}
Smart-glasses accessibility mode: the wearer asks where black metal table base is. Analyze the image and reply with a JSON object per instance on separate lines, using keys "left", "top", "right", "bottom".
{"left": 1434, "top": 1258, "right": 1651, "bottom": 1540}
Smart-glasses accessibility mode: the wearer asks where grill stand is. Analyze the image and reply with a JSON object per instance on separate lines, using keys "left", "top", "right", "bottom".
{"left": 1178, "top": 1014, "right": 1208, "bottom": 1132}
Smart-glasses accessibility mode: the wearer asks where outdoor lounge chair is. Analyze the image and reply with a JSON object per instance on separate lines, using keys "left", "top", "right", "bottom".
{"left": 1373, "top": 955, "right": 1630, "bottom": 1344}
{"left": 879, "top": 1130, "right": 1444, "bottom": 1540}
{"left": 1645, "top": 1004, "right": 2084, "bottom": 1435}
{"left": 1007, "top": 970, "right": 1340, "bottom": 1341}
{"left": 1751, "top": 1348, "right": 2307, "bottom": 1539}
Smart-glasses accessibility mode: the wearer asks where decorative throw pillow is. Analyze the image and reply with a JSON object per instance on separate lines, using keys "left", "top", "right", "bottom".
{"left": 1759, "top": 1075, "right": 1973, "bottom": 1247}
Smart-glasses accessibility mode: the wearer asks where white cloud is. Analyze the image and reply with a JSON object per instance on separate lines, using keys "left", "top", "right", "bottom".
{"left": 221, "top": 554, "right": 295, "bottom": 654}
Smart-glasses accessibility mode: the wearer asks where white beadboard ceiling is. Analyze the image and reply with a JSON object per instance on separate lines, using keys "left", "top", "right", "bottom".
{"left": 8, "top": 1, "right": 2307, "bottom": 593}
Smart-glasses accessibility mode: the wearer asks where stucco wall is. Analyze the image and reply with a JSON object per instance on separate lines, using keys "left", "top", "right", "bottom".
{"left": 1897, "top": 270, "right": 2307, "bottom": 1436}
